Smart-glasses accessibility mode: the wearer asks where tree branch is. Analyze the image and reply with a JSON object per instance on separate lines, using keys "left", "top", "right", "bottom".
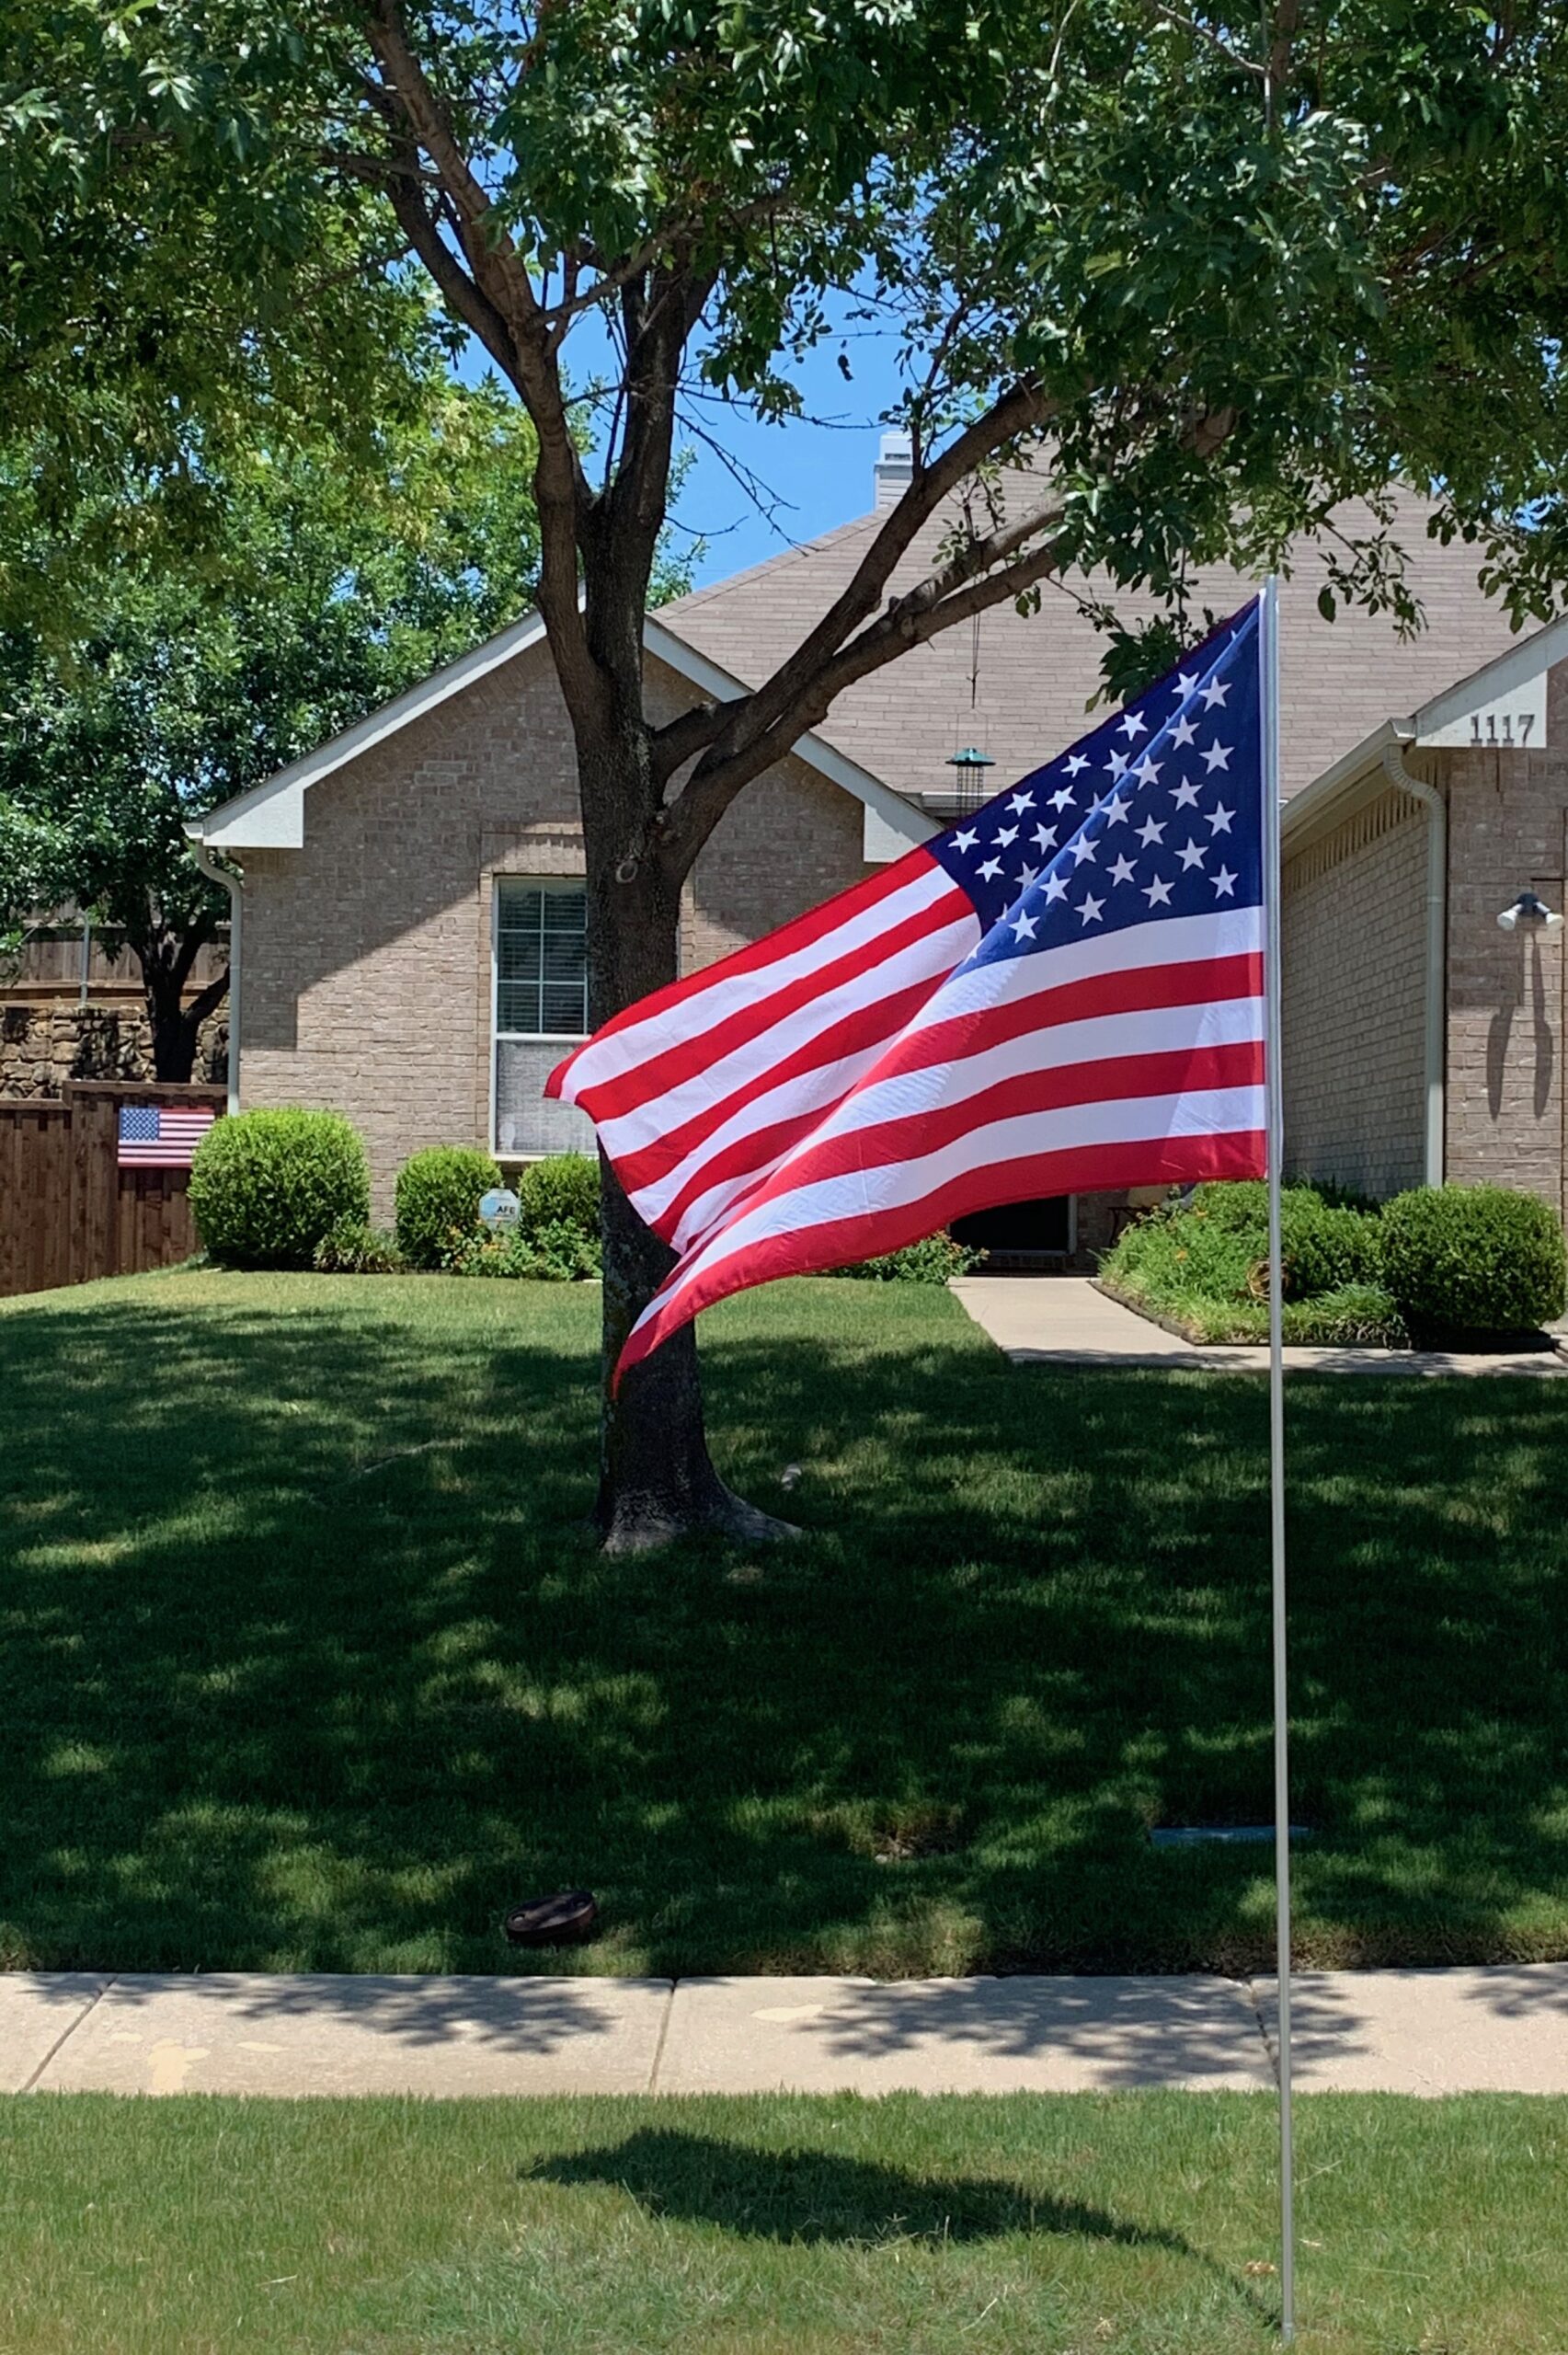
{"left": 182, "top": 967, "right": 231, "bottom": 1031}
{"left": 658, "top": 518, "right": 1070, "bottom": 870}
{"left": 651, "top": 379, "right": 1059, "bottom": 786}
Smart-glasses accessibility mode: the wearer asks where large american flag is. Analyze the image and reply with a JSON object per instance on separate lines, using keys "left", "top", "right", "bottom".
{"left": 550, "top": 598, "right": 1266, "bottom": 1384}
{"left": 117, "top": 1104, "right": 217, "bottom": 1169}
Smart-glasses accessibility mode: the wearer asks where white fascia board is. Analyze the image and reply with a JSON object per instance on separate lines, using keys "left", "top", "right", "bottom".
{"left": 1409, "top": 612, "right": 1568, "bottom": 750}
{"left": 1283, "top": 614, "right": 1568, "bottom": 856}
{"left": 194, "top": 610, "right": 552, "bottom": 849}
{"left": 191, "top": 602, "right": 932, "bottom": 860}
{"left": 641, "top": 616, "right": 938, "bottom": 863}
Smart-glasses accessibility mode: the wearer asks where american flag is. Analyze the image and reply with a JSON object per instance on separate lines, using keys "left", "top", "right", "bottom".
{"left": 116, "top": 1104, "right": 218, "bottom": 1169}
{"left": 550, "top": 599, "right": 1266, "bottom": 1384}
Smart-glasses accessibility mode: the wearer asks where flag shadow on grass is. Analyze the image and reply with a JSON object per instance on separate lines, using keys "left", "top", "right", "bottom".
{"left": 532, "top": 2126, "right": 1181, "bottom": 2255}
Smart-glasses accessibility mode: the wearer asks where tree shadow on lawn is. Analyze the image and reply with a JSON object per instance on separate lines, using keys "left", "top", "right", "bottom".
{"left": 1, "top": 1274, "right": 1565, "bottom": 1979}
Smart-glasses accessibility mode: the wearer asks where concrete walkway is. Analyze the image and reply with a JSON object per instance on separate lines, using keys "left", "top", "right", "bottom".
{"left": 6, "top": 1966, "right": 1568, "bottom": 2099}
{"left": 952, "top": 1276, "right": 1568, "bottom": 1375}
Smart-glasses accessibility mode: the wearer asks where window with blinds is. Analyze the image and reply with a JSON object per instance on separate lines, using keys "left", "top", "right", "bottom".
{"left": 493, "top": 879, "right": 594, "bottom": 1156}
{"left": 497, "top": 880, "right": 589, "bottom": 1037}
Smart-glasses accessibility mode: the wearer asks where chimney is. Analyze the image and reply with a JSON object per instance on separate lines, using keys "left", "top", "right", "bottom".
{"left": 873, "top": 430, "right": 913, "bottom": 511}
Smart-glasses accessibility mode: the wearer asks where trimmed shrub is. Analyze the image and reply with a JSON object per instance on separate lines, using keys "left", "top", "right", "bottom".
{"left": 395, "top": 1145, "right": 502, "bottom": 1269}
{"left": 1279, "top": 1198, "right": 1383, "bottom": 1302}
{"left": 441, "top": 1218, "right": 601, "bottom": 1281}
{"left": 831, "top": 1233, "right": 982, "bottom": 1283}
{"left": 313, "top": 1217, "right": 405, "bottom": 1275}
{"left": 1380, "top": 1185, "right": 1568, "bottom": 1333}
{"left": 188, "top": 1109, "right": 370, "bottom": 1270}
{"left": 516, "top": 1152, "right": 600, "bottom": 1245}
{"left": 1186, "top": 1178, "right": 1272, "bottom": 1234}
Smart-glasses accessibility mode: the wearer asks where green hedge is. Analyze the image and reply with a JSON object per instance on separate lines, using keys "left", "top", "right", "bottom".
{"left": 1279, "top": 1197, "right": 1383, "bottom": 1300}
{"left": 1104, "top": 1176, "right": 1566, "bottom": 1345}
{"left": 395, "top": 1145, "right": 503, "bottom": 1269}
{"left": 188, "top": 1109, "right": 371, "bottom": 1270}
{"left": 830, "top": 1234, "right": 982, "bottom": 1283}
{"left": 1380, "top": 1185, "right": 1567, "bottom": 1333}
{"left": 515, "top": 1153, "right": 600, "bottom": 1242}
{"left": 438, "top": 1153, "right": 602, "bottom": 1281}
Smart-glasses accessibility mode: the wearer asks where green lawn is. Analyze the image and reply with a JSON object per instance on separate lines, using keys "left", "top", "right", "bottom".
{"left": 2, "top": 1269, "right": 1566, "bottom": 1977}
{"left": 3, "top": 2089, "right": 1566, "bottom": 2353}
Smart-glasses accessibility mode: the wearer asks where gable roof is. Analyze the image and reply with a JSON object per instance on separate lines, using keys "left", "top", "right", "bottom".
{"left": 190, "top": 607, "right": 931, "bottom": 859}
{"left": 1282, "top": 610, "right": 1568, "bottom": 851}
{"left": 659, "top": 489, "right": 1522, "bottom": 806}
{"left": 193, "top": 468, "right": 1526, "bottom": 856}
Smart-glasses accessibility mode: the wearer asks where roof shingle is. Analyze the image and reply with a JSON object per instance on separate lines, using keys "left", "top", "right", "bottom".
{"left": 660, "top": 489, "right": 1520, "bottom": 801}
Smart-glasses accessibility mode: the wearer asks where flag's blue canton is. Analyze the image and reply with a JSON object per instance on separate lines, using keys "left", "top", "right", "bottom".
{"left": 929, "top": 603, "right": 1263, "bottom": 969}
{"left": 119, "top": 1106, "right": 161, "bottom": 1143}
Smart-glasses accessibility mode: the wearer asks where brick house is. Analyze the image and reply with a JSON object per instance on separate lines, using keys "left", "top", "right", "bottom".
{"left": 1282, "top": 617, "right": 1568, "bottom": 1230}
{"left": 189, "top": 444, "right": 1551, "bottom": 1248}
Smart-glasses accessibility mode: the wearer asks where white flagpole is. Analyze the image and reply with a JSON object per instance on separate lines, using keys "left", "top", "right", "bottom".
{"left": 1259, "top": 575, "right": 1295, "bottom": 2339}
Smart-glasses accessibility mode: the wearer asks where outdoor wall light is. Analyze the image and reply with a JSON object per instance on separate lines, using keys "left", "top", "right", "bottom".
{"left": 1496, "top": 890, "right": 1564, "bottom": 934}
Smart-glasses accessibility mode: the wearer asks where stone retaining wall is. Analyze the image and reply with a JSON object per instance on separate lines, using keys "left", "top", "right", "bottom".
{"left": 0, "top": 1000, "right": 228, "bottom": 1099}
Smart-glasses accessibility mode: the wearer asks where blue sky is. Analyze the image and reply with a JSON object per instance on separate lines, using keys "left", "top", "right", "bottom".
{"left": 461, "top": 292, "right": 907, "bottom": 589}
{"left": 660, "top": 323, "right": 906, "bottom": 585}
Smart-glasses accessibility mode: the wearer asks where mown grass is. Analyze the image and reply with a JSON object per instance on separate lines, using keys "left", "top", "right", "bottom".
{"left": 3, "top": 2089, "right": 1566, "bottom": 2353}
{"left": 3, "top": 1269, "right": 1567, "bottom": 1977}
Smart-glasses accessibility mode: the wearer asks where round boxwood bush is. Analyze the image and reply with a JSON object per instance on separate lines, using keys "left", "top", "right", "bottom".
{"left": 1380, "top": 1184, "right": 1567, "bottom": 1333}
{"left": 188, "top": 1109, "right": 371, "bottom": 1269}
{"left": 516, "top": 1151, "right": 600, "bottom": 1244}
{"left": 395, "top": 1144, "right": 503, "bottom": 1269}
{"left": 1278, "top": 1197, "right": 1383, "bottom": 1301}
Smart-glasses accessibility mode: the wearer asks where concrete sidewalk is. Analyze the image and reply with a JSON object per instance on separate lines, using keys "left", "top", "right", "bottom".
{"left": 6, "top": 1965, "right": 1568, "bottom": 2099}
{"left": 952, "top": 1276, "right": 1568, "bottom": 1375}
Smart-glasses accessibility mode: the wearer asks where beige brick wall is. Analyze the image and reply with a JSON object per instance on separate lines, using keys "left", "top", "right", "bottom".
{"left": 1281, "top": 784, "right": 1429, "bottom": 1199}
{"left": 238, "top": 643, "right": 874, "bottom": 1212}
{"left": 1441, "top": 661, "right": 1568, "bottom": 1221}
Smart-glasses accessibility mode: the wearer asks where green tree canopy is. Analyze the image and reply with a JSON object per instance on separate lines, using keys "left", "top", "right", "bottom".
{"left": 0, "top": 376, "right": 577, "bottom": 1074}
{"left": 4, "top": 0, "right": 1566, "bottom": 1537}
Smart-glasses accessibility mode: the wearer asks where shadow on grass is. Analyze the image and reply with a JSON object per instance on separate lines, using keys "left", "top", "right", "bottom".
{"left": 532, "top": 2126, "right": 1182, "bottom": 2252}
{"left": 2, "top": 1271, "right": 1567, "bottom": 1979}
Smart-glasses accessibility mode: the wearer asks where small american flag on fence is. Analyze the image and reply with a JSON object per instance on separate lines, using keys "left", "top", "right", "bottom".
{"left": 550, "top": 599, "right": 1267, "bottom": 1385}
{"left": 116, "top": 1104, "right": 218, "bottom": 1170}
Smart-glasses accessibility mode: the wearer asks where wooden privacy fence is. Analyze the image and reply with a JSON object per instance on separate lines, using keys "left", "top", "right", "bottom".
{"left": 0, "top": 1082, "right": 225, "bottom": 1300}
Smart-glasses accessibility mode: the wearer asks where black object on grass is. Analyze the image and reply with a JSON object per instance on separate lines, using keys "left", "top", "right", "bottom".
{"left": 503, "top": 1890, "right": 600, "bottom": 1946}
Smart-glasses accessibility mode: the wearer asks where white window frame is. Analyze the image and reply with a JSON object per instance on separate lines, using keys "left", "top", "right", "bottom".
{"left": 489, "top": 875, "right": 590, "bottom": 1158}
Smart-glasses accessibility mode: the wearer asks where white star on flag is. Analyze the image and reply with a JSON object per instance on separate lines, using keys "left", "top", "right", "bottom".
{"left": 1207, "top": 802, "right": 1235, "bottom": 833}
{"left": 1142, "top": 874, "right": 1173, "bottom": 906}
{"left": 1077, "top": 891, "right": 1104, "bottom": 924}
{"left": 1202, "top": 741, "right": 1232, "bottom": 773}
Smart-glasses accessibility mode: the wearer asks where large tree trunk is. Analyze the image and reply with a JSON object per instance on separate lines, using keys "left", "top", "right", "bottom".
{"left": 147, "top": 995, "right": 201, "bottom": 1082}
{"left": 579, "top": 731, "right": 795, "bottom": 1553}
{"left": 139, "top": 943, "right": 228, "bottom": 1084}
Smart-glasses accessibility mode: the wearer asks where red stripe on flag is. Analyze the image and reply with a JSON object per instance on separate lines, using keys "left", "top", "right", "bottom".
{"left": 546, "top": 846, "right": 943, "bottom": 1098}
{"left": 565, "top": 869, "right": 968, "bottom": 1126}
{"left": 614, "top": 1129, "right": 1265, "bottom": 1388}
